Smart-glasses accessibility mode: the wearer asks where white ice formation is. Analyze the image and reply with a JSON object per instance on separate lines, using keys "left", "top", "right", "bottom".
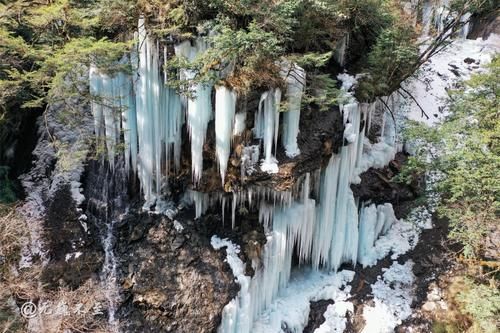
{"left": 89, "top": 20, "right": 312, "bottom": 202}
{"left": 90, "top": 18, "right": 184, "bottom": 206}
{"left": 216, "top": 100, "right": 401, "bottom": 333}
{"left": 88, "top": 18, "right": 417, "bottom": 333}
{"left": 281, "top": 63, "right": 306, "bottom": 158}
{"left": 215, "top": 86, "right": 237, "bottom": 184}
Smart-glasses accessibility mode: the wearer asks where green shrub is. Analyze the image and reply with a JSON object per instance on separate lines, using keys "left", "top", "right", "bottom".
{"left": 399, "top": 57, "right": 499, "bottom": 260}
{"left": 457, "top": 279, "right": 500, "bottom": 333}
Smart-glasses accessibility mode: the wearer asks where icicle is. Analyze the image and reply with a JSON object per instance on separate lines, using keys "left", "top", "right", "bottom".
{"left": 335, "top": 34, "right": 349, "bottom": 67}
{"left": 253, "top": 92, "right": 267, "bottom": 139}
{"left": 328, "top": 146, "right": 353, "bottom": 270}
{"left": 231, "top": 192, "right": 237, "bottom": 229}
{"left": 118, "top": 70, "right": 138, "bottom": 175}
{"left": 311, "top": 154, "right": 340, "bottom": 269}
{"left": 460, "top": 12, "right": 472, "bottom": 39}
{"left": 101, "top": 74, "right": 118, "bottom": 170}
{"left": 135, "top": 16, "right": 155, "bottom": 203}
{"left": 175, "top": 39, "right": 213, "bottom": 185}
{"left": 89, "top": 65, "right": 104, "bottom": 138}
{"left": 215, "top": 86, "right": 237, "bottom": 185}
{"left": 281, "top": 63, "right": 305, "bottom": 158}
{"left": 186, "top": 190, "right": 211, "bottom": 219}
{"left": 420, "top": 0, "right": 434, "bottom": 37}
{"left": 233, "top": 111, "right": 247, "bottom": 136}
{"left": 343, "top": 192, "right": 359, "bottom": 266}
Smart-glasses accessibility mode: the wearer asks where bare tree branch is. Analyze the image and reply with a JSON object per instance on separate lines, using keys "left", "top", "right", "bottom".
{"left": 398, "top": 86, "right": 430, "bottom": 119}
{"left": 377, "top": 97, "right": 397, "bottom": 131}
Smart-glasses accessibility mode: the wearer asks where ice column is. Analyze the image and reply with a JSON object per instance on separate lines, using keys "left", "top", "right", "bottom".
{"left": 335, "top": 34, "right": 349, "bottom": 67}
{"left": 175, "top": 39, "right": 213, "bottom": 185}
{"left": 281, "top": 63, "right": 306, "bottom": 157}
{"left": 311, "top": 103, "right": 362, "bottom": 271}
{"left": 89, "top": 65, "right": 104, "bottom": 139}
{"left": 136, "top": 19, "right": 185, "bottom": 203}
{"left": 89, "top": 64, "right": 136, "bottom": 172}
{"left": 118, "top": 71, "right": 138, "bottom": 174}
{"left": 215, "top": 86, "right": 237, "bottom": 184}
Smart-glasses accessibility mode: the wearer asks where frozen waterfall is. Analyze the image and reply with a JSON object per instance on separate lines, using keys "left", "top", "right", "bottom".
{"left": 90, "top": 18, "right": 184, "bottom": 206}
{"left": 217, "top": 101, "right": 401, "bottom": 333}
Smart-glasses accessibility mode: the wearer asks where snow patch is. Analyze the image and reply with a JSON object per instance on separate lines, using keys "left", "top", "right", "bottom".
{"left": 252, "top": 270, "right": 354, "bottom": 333}
{"left": 362, "top": 261, "right": 415, "bottom": 333}
{"left": 314, "top": 301, "right": 354, "bottom": 333}
{"left": 173, "top": 220, "right": 184, "bottom": 232}
{"left": 65, "top": 252, "right": 83, "bottom": 262}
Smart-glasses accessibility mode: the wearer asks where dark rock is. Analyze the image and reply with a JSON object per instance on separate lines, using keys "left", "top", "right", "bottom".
{"left": 449, "top": 68, "right": 461, "bottom": 77}
{"left": 117, "top": 212, "right": 239, "bottom": 333}
{"left": 170, "top": 235, "right": 185, "bottom": 251}
{"left": 395, "top": 217, "right": 461, "bottom": 331}
{"left": 484, "top": 223, "right": 500, "bottom": 261}
{"left": 130, "top": 224, "right": 146, "bottom": 242}
{"left": 41, "top": 184, "right": 103, "bottom": 290}
{"left": 351, "top": 153, "right": 422, "bottom": 218}
{"left": 463, "top": 57, "right": 475, "bottom": 64}
{"left": 468, "top": 10, "right": 500, "bottom": 40}
{"left": 303, "top": 299, "right": 335, "bottom": 333}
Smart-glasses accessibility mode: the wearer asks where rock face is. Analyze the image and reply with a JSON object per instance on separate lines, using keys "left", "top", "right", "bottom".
{"left": 80, "top": 145, "right": 240, "bottom": 333}
{"left": 351, "top": 153, "right": 423, "bottom": 218}
{"left": 15, "top": 96, "right": 241, "bottom": 332}
{"left": 18, "top": 98, "right": 104, "bottom": 290}
{"left": 116, "top": 212, "right": 239, "bottom": 333}
{"left": 40, "top": 184, "right": 103, "bottom": 289}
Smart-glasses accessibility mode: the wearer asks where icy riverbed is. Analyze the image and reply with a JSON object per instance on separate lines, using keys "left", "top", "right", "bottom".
{"left": 404, "top": 34, "right": 500, "bottom": 126}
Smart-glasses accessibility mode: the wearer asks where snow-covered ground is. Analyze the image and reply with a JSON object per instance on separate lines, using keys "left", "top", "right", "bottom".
{"left": 404, "top": 34, "right": 500, "bottom": 126}
{"left": 362, "top": 261, "right": 416, "bottom": 333}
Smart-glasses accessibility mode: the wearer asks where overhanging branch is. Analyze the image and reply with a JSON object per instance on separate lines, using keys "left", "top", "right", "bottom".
{"left": 398, "top": 86, "right": 430, "bottom": 120}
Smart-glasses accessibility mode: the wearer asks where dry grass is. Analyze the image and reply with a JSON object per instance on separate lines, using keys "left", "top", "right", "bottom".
{"left": 1, "top": 204, "right": 29, "bottom": 333}
{"left": 0, "top": 204, "right": 28, "bottom": 267}
{"left": 32, "top": 279, "right": 109, "bottom": 333}
{"left": 1, "top": 204, "right": 109, "bottom": 333}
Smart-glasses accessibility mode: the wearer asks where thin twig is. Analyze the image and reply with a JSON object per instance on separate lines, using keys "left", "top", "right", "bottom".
{"left": 398, "top": 86, "right": 430, "bottom": 119}
{"left": 377, "top": 97, "right": 397, "bottom": 132}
